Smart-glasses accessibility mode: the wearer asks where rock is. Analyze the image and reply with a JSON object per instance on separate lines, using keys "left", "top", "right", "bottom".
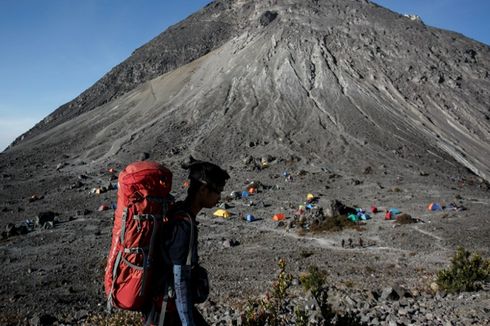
{"left": 430, "top": 282, "right": 439, "bottom": 293}
{"left": 43, "top": 221, "right": 54, "bottom": 229}
{"left": 398, "top": 308, "right": 408, "bottom": 315}
{"left": 76, "top": 209, "right": 91, "bottom": 216}
{"left": 98, "top": 205, "right": 110, "bottom": 212}
{"left": 360, "top": 314, "right": 370, "bottom": 324}
{"left": 297, "top": 169, "right": 308, "bottom": 176}
{"left": 34, "top": 211, "right": 57, "bottom": 227}
{"left": 242, "top": 155, "right": 253, "bottom": 164}
{"left": 380, "top": 287, "right": 400, "bottom": 301}
{"left": 218, "top": 202, "right": 231, "bottom": 209}
{"left": 28, "top": 194, "right": 44, "bottom": 202}
{"left": 363, "top": 166, "right": 373, "bottom": 174}
{"left": 393, "top": 284, "right": 412, "bottom": 298}
{"left": 324, "top": 199, "right": 356, "bottom": 217}
{"left": 74, "top": 309, "right": 89, "bottom": 320}
{"left": 30, "top": 313, "right": 57, "bottom": 325}
{"left": 261, "top": 155, "right": 274, "bottom": 164}
{"left": 137, "top": 152, "right": 150, "bottom": 161}
{"left": 230, "top": 191, "right": 241, "bottom": 200}
{"left": 222, "top": 239, "right": 239, "bottom": 248}
{"left": 17, "top": 224, "right": 29, "bottom": 235}
{"left": 259, "top": 10, "right": 278, "bottom": 27}
{"left": 70, "top": 181, "right": 84, "bottom": 189}
{"left": 395, "top": 213, "right": 417, "bottom": 224}
{"left": 344, "top": 295, "right": 357, "bottom": 308}
{"left": 55, "top": 162, "right": 66, "bottom": 170}
{"left": 5, "top": 223, "right": 18, "bottom": 237}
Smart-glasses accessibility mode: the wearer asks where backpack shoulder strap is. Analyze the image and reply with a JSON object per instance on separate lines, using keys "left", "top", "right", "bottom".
{"left": 172, "top": 210, "right": 194, "bottom": 267}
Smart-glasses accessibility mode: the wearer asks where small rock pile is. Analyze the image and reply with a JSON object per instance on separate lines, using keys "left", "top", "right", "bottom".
{"left": 196, "top": 285, "right": 490, "bottom": 325}
{"left": 1, "top": 211, "right": 59, "bottom": 239}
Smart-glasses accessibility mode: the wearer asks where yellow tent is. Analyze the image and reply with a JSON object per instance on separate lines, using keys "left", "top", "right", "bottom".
{"left": 213, "top": 209, "right": 232, "bottom": 218}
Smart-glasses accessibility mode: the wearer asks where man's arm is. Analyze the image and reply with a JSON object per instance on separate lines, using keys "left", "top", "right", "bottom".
{"left": 167, "top": 217, "right": 195, "bottom": 325}
{"left": 173, "top": 264, "right": 194, "bottom": 326}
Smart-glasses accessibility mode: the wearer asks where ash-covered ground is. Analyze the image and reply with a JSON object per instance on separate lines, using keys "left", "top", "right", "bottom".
{"left": 1, "top": 151, "right": 489, "bottom": 325}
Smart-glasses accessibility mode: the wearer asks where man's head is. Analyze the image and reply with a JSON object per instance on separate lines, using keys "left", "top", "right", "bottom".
{"left": 182, "top": 156, "right": 230, "bottom": 208}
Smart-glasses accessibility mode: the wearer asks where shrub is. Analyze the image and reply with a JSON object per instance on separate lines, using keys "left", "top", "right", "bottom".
{"left": 300, "top": 265, "right": 327, "bottom": 296}
{"left": 242, "top": 259, "right": 293, "bottom": 326}
{"left": 294, "top": 306, "right": 309, "bottom": 326}
{"left": 242, "top": 261, "right": 363, "bottom": 325}
{"left": 436, "top": 247, "right": 490, "bottom": 293}
{"left": 309, "top": 215, "right": 359, "bottom": 233}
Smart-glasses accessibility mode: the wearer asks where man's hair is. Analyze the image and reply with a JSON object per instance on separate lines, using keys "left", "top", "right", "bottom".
{"left": 182, "top": 156, "right": 230, "bottom": 195}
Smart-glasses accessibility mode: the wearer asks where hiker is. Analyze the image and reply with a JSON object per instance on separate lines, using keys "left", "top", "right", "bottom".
{"left": 144, "top": 157, "right": 230, "bottom": 325}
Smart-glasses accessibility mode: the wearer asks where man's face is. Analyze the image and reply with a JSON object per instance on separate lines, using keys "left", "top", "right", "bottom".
{"left": 200, "top": 184, "right": 223, "bottom": 208}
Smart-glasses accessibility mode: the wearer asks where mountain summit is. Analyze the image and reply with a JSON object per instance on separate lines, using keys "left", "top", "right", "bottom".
{"left": 8, "top": 0, "right": 490, "bottom": 181}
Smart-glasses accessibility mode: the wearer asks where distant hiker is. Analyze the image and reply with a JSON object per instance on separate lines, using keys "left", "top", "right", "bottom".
{"left": 144, "top": 157, "right": 230, "bottom": 326}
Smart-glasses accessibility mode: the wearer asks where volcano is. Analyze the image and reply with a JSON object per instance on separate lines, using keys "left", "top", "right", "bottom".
{"left": 1, "top": 0, "right": 489, "bottom": 324}
{"left": 7, "top": 0, "right": 490, "bottom": 182}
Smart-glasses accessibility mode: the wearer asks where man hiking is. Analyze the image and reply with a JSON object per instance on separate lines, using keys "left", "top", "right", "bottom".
{"left": 144, "top": 157, "right": 230, "bottom": 326}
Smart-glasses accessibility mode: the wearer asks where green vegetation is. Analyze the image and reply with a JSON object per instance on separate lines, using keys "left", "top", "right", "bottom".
{"left": 300, "top": 265, "right": 327, "bottom": 295}
{"left": 242, "top": 259, "right": 293, "bottom": 325}
{"left": 309, "top": 215, "right": 360, "bottom": 233}
{"left": 242, "top": 260, "right": 362, "bottom": 325}
{"left": 436, "top": 247, "right": 490, "bottom": 293}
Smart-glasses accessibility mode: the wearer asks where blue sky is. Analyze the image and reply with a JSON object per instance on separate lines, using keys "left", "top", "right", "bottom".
{"left": 0, "top": 0, "right": 489, "bottom": 151}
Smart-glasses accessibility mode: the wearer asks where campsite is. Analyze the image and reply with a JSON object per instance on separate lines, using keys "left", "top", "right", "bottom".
{"left": 1, "top": 154, "right": 489, "bottom": 324}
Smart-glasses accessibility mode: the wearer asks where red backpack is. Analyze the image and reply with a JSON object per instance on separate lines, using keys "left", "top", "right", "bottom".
{"left": 104, "top": 161, "right": 173, "bottom": 311}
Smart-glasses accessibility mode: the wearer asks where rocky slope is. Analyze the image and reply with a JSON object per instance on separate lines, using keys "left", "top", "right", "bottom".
{"left": 8, "top": 0, "right": 490, "bottom": 183}
{"left": 10, "top": 0, "right": 243, "bottom": 147}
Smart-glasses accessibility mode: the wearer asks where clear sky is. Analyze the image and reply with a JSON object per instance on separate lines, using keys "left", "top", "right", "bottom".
{"left": 0, "top": 0, "right": 489, "bottom": 151}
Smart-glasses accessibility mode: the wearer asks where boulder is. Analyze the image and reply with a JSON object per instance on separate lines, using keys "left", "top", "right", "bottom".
{"left": 259, "top": 11, "right": 278, "bottom": 27}
{"left": 137, "top": 152, "right": 150, "bottom": 161}
{"left": 34, "top": 211, "right": 57, "bottom": 227}
{"left": 380, "top": 287, "right": 400, "bottom": 301}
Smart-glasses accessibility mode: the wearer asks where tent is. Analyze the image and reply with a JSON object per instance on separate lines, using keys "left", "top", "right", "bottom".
{"left": 428, "top": 203, "right": 443, "bottom": 211}
{"left": 213, "top": 209, "right": 232, "bottom": 218}
{"left": 348, "top": 213, "right": 359, "bottom": 222}
{"left": 272, "top": 213, "right": 285, "bottom": 221}
{"left": 245, "top": 214, "right": 256, "bottom": 222}
{"left": 385, "top": 208, "right": 401, "bottom": 220}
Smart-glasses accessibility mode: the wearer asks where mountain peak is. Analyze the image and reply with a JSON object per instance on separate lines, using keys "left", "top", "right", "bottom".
{"left": 7, "top": 0, "right": 490, "bottom": 181}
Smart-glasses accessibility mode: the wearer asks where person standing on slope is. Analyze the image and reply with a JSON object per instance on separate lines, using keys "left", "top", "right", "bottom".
{"left": 144, "top": 157, "right": 230, "bottom": 326}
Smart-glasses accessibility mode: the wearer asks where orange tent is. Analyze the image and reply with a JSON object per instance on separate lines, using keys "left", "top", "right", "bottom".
{"left": 272, "top": 213, "right": 285, "bottom": 221}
